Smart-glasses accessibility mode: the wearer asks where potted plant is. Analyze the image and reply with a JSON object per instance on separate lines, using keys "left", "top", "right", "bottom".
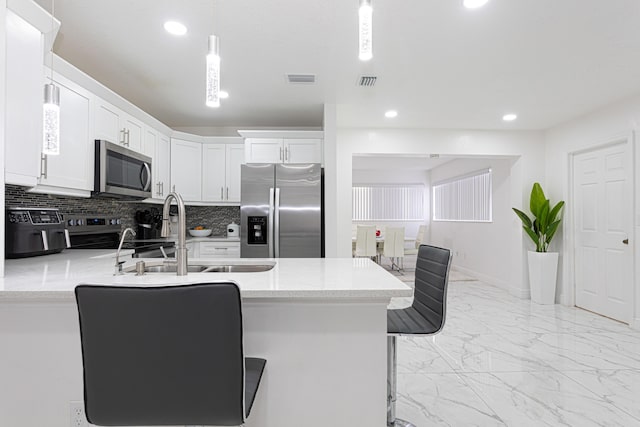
{"left": 513, "top": 183, "right": 565, "bottom": 304}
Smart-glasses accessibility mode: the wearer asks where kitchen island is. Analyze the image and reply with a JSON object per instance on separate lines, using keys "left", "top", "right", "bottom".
{"left": 0, "top": 250, "right": 412, "bottom": 427}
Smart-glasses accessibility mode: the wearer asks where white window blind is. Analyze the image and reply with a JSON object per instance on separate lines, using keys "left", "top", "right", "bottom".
{"left": 352, "top": 184, "right": 425, "bottom": 221}
{"left": 432, "top": 169, "right": 492, "bottom": 222}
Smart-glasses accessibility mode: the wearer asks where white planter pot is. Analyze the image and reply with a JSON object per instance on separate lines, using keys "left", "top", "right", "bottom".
{"left": 527, "top": 251, "right": 559, "bottom": 304}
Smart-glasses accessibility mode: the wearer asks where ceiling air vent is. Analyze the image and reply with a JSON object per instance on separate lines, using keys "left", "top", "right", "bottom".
{"left": 286, "top": 74, "right": 316, "bottom": 84}
{"left": 358, "top": 75, "right": 377, "bottom": 87}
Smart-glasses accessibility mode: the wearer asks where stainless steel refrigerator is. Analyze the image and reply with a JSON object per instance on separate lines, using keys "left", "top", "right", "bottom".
{"left": 241, "top": 163, "right": 323, "bottom": 258}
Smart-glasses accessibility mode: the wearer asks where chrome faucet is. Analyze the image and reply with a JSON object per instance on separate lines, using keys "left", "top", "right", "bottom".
{"left": 114, "top": 227, "right": 136, "bottom": 275}
{"left": 160, "top": 192, "right": 188, "bottom": 276}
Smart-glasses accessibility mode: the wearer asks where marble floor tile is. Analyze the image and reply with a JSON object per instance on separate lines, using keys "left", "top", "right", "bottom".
{"left": 562, "top": 369, "right": 640, "bottom": 421}
{"left": 392, "top": 277, "right": 640, "bottom": 426}
{"left": 395, "top": 373, "right": 507, "bottom": 427}
{"left": 462, "top": 371, "right": 638, "bottom": 427}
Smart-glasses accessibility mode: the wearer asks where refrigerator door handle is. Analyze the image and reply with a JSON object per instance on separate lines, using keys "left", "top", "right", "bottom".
{"left": 268, "top": 187, "right": 275, "bottom": 258}
{"left": 274, "top": 187, "right": 281, "bottom": 258}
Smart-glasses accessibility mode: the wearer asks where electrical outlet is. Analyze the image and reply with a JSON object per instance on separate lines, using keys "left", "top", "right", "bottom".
{"left": 70, "top": 401, "right": 88, "bottom": 427}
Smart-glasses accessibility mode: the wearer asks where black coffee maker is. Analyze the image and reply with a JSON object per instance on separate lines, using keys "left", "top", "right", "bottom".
{"left": 135, "top": 208, "right": 161, "bottom": 241}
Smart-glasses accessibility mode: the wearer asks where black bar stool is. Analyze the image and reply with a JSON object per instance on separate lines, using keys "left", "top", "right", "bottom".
{"left": 387, "top": 245, "right": 452, "bottom": 427}
{"left": 75, "top": 282, "right": 266, "bottom": 426}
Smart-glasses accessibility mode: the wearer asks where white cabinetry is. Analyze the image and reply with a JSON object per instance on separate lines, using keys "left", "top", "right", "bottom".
{"left": 143, "top": 128, "right": 170, "bottom": 200}
{"left": 170, "top": 138, "right": 202, "bottom": 202}
{"left": 202, "top": 139, "right": 244, "bottom": 203}
{"left": 153, "top": 133, "right": 171, "bottom": 199}
{"left": 240, "top": 131, "right": 324, "bottom": 164}
{"left": 4, "top": 9, "right": 44, "bottom": 187}
{"left": 34, "top": 72, "right": 92, "bottom": 194}
{"left": 94, "top": 98, "right": 143, "bottom": 152}
{"left": 190, "top": 240, "right": 240, "bottom": 259}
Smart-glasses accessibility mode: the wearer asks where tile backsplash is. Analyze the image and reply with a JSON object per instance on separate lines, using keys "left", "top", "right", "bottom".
{"left": 4, "top": 185, "right": 240, "bottom": 236}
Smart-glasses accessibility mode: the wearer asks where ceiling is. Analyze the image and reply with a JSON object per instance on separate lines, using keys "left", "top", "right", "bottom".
{"left": 34, "top": 0, "right": 640, "bottom": 131}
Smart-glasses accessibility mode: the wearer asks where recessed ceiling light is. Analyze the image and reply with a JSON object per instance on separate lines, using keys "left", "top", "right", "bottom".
{"left": 219, "top": 91, "right": 229, "bottom": 99}
{"left": 385, "top": 110, "right": 398, "bottom": 118}
{"left": 463, "top": 0, "right": 489, "bottom": 9}
{"left": 502, "top": 113, "right": 518, "bottom": 121}
{"left": 164, "top": 21, "right": 187, "bottom": 36}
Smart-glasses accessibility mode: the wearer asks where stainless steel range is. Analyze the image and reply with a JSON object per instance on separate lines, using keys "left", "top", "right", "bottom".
{"left": 65, "top": 213, "right": 175, "bottom": 257}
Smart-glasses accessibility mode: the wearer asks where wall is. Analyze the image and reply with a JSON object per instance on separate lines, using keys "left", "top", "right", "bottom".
{"left": 4, "top": 185, "right": 239, "bottom": 237}
{"left": 324, "top": 117, "right": 545, "bottom": 299}
{"left": 351, "top": 168, "right": 429, "bottom": 242}
{"left": 545, "top": 93, "right": 640, "bottom": 327}
{"left": 429, "top": 157, "right": 515, "bottom": 289}
{"left": 0, "top": 0, "right": 6, "bottom": 275}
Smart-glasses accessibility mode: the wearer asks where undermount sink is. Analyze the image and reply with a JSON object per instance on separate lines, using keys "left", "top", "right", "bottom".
{"left": 123, "top": 262, "right": 275, "bottom": 274}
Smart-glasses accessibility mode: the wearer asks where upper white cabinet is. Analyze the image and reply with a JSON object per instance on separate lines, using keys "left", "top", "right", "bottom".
{"left": 35, "top": 72, "right": 92, "bottom": 193}
{"left": 170, "top": 138, "right": 202, "bottom": 202}
{"left": 244, "top": 138, "right": 283, "bottom": 163}
{"left": 202, "top": 139, "right": 244, "bottom": 203}
{"left": 150, "top": 132, "right": 171, "bottom": 200}
{"left": 239, "top": 131, "right": 324, "bottom": 164}
{"left": 4, "top": 9, "right": 44, "bottom": 187}
{"left": 284, "top": 139, "right": 323, "bottom": 163}
{"left": 94, "top": 98, "right": 144, "bottom": 152}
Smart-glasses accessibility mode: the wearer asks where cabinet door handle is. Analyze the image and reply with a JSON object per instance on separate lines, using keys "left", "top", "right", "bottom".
{"left": 124, "top": 129, "right": 130, "bottom": 146}
{"left": 173, "top": 185, "right": 176, "bottom": 192}
{"left": 160, "top": 182, "right": 164, "bottom": 196}
{"left": 226, "top": 187, "right": 229, "bottom": 200}
{"left": 623, "top": 238, "right": 629, "bottom": 245}
{"left": 285, "top": 147, "right": 289, "bottom": 161}
{"left": 279, "top": 147, "right": 283, "bottom": 161}
{"left": 221, "top": 187, "right": 224, "bottom": 200}
{"left": 120, "top": 128, "right": 126, "bottom": 145}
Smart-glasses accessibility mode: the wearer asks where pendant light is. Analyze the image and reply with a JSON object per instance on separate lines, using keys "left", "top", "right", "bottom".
{"left": 205, "top": 0, "right": 221, "bottom": 108}
{"left": 358, "top": 0, "right": 373, "bottom": 61}
{"left": 205, "top": 34, "right": 221, "bottom": 107}
{"left": 43, "top": 0, "right": 60, "bottom": 155}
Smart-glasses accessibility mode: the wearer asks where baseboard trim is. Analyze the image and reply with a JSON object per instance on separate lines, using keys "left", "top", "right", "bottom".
{"left": 451, "top": 265, "right": 513, "bottom": 291}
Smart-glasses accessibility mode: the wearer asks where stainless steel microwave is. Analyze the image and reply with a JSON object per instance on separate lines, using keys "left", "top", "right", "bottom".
{"left": 93, "top": 140, "right": 152, "bottom": 199}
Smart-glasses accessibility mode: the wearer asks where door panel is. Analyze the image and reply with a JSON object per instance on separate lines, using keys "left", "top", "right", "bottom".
{"left": 240, "top": 164, "right": 274, "bottom": 258}
{"left": 275, "top": 164, "right": 321, "bottom": 258}
{"left": 574, "top": 141, "right": 632, "bottom": 323}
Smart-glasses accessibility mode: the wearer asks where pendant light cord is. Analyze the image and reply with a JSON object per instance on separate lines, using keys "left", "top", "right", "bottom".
{"left": 50, "top": 0, "right": 55, "bottom": 83}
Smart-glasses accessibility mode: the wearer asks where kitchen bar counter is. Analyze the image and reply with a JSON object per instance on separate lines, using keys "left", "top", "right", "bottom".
{"left": 0, "top": 249, "right": 410, "bottom": 300}
{"left": 1, "top": 250, "right": 411, "bottom": 427}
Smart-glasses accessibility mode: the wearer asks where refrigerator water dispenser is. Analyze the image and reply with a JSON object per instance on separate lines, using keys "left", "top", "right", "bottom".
{"left": 247, "top": 216, "right": 267, "bottom": 245}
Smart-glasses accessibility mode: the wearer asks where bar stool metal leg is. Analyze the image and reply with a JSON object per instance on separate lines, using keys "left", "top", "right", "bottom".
{"left": 387, "top": 336, "right": 416, "bottom": 427}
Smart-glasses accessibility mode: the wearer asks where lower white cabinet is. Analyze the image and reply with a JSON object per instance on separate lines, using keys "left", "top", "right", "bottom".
{"left": 189, "top": 241, "right": 240, "bottom": 259}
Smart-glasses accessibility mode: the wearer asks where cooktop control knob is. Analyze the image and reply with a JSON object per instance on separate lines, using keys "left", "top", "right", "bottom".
{"left": 68, "top": 219, "right": 76, "bottom": 226}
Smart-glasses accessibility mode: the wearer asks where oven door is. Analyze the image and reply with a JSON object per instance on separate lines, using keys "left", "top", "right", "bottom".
{"left": 94, "top": 140, "right": 152, "bottom": 199}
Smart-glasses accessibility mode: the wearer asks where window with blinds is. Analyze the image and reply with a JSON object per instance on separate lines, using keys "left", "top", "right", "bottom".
{"left": 432, "top": 169, "right": 492, "bottom": 222}
{"left": 352, "top": 184, "right": 425, "bottom": 221}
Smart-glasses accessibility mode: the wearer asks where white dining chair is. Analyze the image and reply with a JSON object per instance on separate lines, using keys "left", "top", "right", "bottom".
{"left": 355, "top": 225, "right": 377, "bottom": 261}
{"left": 404, "top": 224, "right": 427, "bottom": 256}
{"left": 383, "top": 227, "right": 405, "bottom": 272}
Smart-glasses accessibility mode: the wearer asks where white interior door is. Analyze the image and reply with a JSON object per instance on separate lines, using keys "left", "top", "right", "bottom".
{"left": 574, "top": 141, "right": 632, "bottom": 323}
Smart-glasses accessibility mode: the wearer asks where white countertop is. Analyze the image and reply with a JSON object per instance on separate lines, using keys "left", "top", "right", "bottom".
{"left": 0, "top": 249, "right": 412, "bottom": 301}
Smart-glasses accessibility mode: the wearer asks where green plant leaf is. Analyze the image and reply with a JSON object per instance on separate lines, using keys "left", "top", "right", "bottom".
{"left": 523, "top": 226, "right": 539, "bottom": 247}
{"left": 546, "top": 219, "right": 562, "bottom": 243}
{"left": 512, "top": 208, "right": 532, "bottom": 228}
{"left": 539, "top": 200, "right": 550, "bottom": 232}
{"left": 548, "top": 200, "right": 565, "bottom": 223}
{"left": 530, "top": 183, "right": 546, "bottom": 217}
